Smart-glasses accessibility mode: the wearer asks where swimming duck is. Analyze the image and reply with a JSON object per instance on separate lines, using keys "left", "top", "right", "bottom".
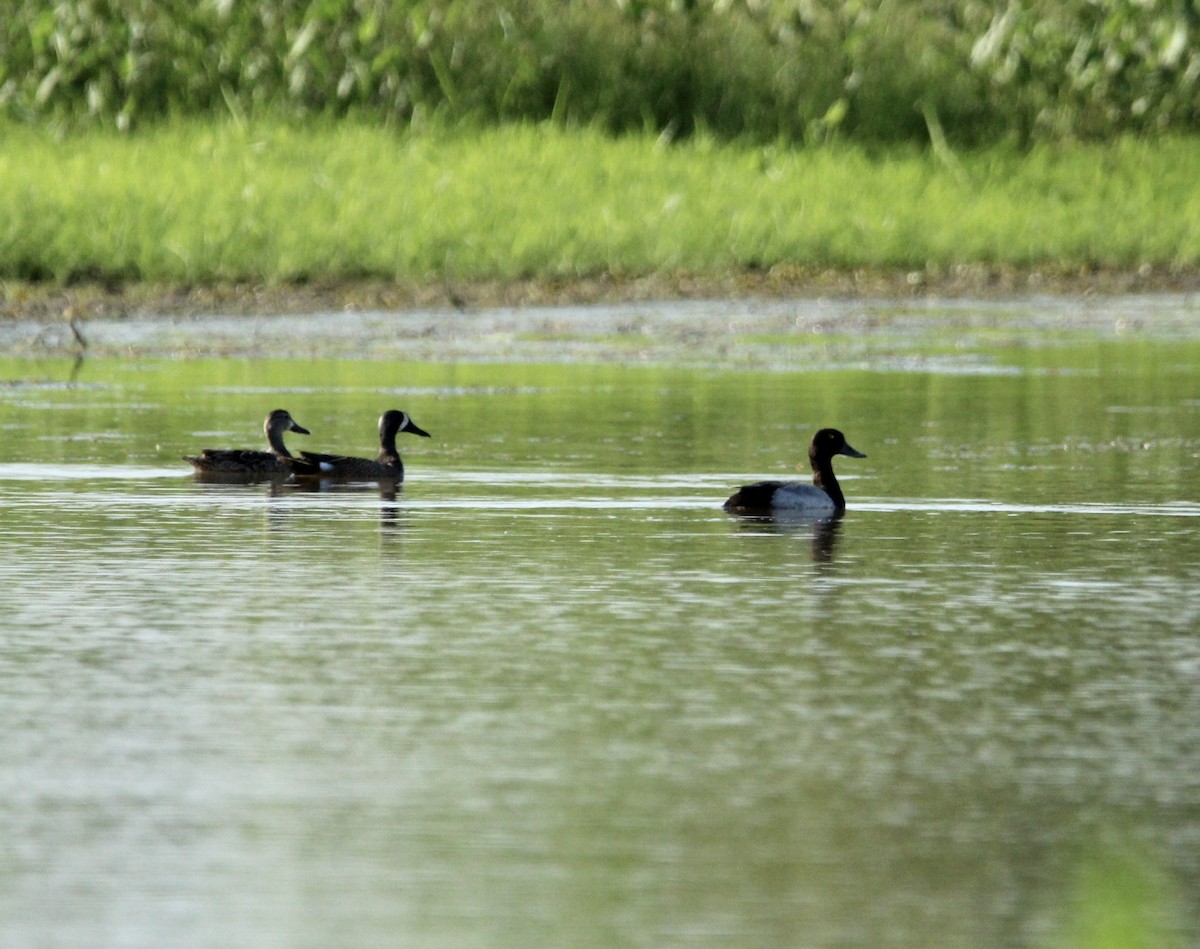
{"left": 295, "top": 409, "right": 430, "bottom": 481}
{"left": 724, "top": 428, "right": 866, "bottom": 516}
{"left": 184, "top": 409, "right": 311, "bottom": 476}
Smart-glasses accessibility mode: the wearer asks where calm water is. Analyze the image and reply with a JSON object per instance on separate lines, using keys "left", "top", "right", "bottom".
{"left": 2, "top": 297, "right": 1200, "bottom": 947}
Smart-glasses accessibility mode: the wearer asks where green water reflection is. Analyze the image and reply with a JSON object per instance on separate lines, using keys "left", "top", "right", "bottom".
{"left": 0, "top": 335, "right": 1198, "bottom": 948}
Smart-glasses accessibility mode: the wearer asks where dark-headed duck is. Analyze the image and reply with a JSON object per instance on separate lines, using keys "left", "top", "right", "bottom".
{"left": 294, "top": 409, "right": 430, "bottom": 481}
{"left": 724, "top": 428, "right": 866, "bottom": 516}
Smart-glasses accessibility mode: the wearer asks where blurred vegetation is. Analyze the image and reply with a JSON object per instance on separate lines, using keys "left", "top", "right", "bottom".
{"left": 1, "top": 0, "right": 1197, "bottom": 144}
{"left": 1055, "top": 845, "right": 1185, "bottom": 949}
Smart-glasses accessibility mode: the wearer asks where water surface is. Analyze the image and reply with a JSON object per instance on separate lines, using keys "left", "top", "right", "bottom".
{"left": 2, "top": 296, "right": 1199, "bottom": 947}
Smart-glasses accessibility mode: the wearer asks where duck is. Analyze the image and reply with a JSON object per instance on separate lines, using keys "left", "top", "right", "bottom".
{"left": 184, "top": 409, "right": 311, "bottom": 477}
{"left": 724, "top": 428, "right": 866, "bottom": 516}
{"left": 294, "top": 409, "right": 430, "bottom": 481}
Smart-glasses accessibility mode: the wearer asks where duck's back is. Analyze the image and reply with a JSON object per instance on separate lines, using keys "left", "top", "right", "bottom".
{"left": 297, "top": 451, "right": 400, "bottom": 480}
{"left": 185, "top": 448, "right": 287, "bottom": 473}
{"left": 723, "top": 480, "right": 835, "bottom": 514}
{"left": 724, "top": 480, "right": 786, "bottom": 514}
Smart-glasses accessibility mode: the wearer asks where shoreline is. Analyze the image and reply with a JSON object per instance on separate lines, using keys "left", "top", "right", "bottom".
{"left": 4, "top": 264, "right": 1200, "bottom": 321}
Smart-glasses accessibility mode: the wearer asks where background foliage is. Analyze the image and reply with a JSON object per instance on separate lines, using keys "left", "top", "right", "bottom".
{"left": 1, "top": 0, "right": 1197, "bottom": 144}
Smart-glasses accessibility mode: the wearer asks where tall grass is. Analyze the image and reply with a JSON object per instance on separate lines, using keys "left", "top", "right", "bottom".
{"left": 2, "top": 122, "right": 1197, "bottom": 286}
{"left": 1, "top": 1, "right": 1197, "bottom": 145}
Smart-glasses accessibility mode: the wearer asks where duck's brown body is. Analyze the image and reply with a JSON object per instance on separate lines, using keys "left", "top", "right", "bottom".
{"left": 184, "top": 409, "right": 310, "bottom": 478}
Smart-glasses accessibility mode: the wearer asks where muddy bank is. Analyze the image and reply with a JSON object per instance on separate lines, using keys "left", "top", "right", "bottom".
{"left": 4, "top": 264, "right": 1200, "bottom": 322}
{"left": 4, "top": 275, "right": 1198, "bottom": 369}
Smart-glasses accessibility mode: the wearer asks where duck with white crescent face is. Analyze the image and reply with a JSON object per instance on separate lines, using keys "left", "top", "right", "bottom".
{"left": 294, "top": 409, "right": 430, "bottom": 481}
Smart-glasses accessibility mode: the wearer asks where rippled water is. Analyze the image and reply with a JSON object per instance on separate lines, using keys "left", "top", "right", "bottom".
{"left": 2, "top": 297, "right": 1200, "bottom": 947}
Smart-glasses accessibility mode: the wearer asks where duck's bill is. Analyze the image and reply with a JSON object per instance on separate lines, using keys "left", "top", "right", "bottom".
{"left": 406, "top": 421, "right": 432, "bottom": 438}
{"left": 291, "top": 423, "right": 311, "bottom": 435}
{"left": 841, "top": 443, "right": 866, "bottom": 458}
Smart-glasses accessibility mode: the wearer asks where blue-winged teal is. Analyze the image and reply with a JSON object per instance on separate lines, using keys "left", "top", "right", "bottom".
{"left": 295, "top": 409, "right": 430, "bottom": 481}
{"left": 724, "top": 428, "right": 867, "bottom": 516}
{"left": 184, "top": 409, "right": 311, "bottom": 477}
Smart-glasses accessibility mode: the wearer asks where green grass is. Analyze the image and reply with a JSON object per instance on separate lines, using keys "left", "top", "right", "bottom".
{"left": 2, "top": 121, "right": 1199, "bottom": 288}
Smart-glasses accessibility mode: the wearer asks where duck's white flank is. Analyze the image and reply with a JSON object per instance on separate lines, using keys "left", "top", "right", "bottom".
{"left": 768, "top": 483, "right": 838, "bottom": 512}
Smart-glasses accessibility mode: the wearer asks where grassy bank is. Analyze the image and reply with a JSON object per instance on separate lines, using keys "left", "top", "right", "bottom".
{"left": 2, "top": 122, "right": 1200, "bottom": 311}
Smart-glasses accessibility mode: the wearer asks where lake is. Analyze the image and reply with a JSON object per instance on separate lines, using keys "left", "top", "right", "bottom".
{"left": 2, "top": 294, "right": 1199, "bottom": 947}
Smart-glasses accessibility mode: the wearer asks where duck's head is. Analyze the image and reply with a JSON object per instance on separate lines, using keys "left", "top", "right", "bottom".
{"left": 810, "top": 428, "right": 865, "bottom": 463}
{"left": 265, "top": 409, "right": 310, "bottom": 437}
{"left": 380, "top": 409, "right": 431, "bottom": 439}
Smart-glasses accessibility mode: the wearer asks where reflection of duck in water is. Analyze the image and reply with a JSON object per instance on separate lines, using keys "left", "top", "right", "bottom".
{"left": 734, "top": 509, "right": 844, "bottom": 562}
{"left": 285, "top": 477, "right": 402, "bottom": 530}
{"left": 294, "top": 410, "right": 430, "bottom": 481}
{"left": 184, "top": 409, "right": 310, "bottom": 479}
{"left": 724, "top": 428, "right": 866, "bottom": 517}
